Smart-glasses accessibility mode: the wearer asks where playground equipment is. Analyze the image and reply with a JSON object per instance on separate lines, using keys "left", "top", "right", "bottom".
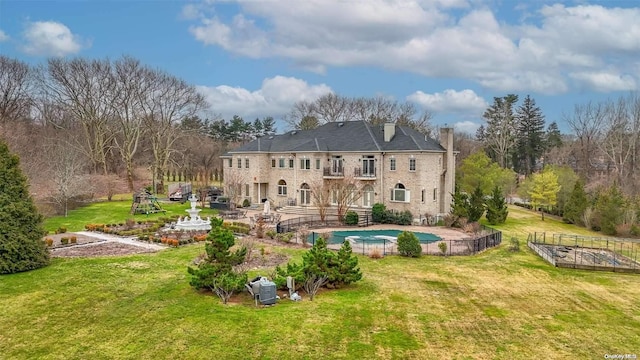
{"left": 130, "top": 189, "right": 166, "bottom": 215}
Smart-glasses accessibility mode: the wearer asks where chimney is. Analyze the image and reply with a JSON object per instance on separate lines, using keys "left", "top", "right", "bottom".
{"left": 440, "top": 127, "right": 455, "bottom": 213}
{"left": 384, "top": 123, "right": 395, "bottom": 142}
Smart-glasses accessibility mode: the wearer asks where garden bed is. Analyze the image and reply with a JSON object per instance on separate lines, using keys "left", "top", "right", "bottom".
{"left": 51, "top": 242, "right": 158, "bottom": 257}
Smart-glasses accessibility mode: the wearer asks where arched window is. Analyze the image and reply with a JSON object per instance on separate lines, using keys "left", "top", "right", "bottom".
{"left": 300, "top": 183, "right": 311, "bottom": 205}
{"left": 391, "top": 183, "right": 409, "bottom": 202}
{"left": 278, "top": 180, "right": 287, "bottom": 196}
{"left": 362, "top": 185, "right": 374, "bottom": 208}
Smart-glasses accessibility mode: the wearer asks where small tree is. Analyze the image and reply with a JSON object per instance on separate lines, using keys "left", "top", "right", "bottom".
{"left": 397, "top": 231, "right": 421, "bottom": 257}
{"left": 372, "top": 203, "right": 386, "bottom": 223}
{"left": 528, "top": 166, "right": 561, "bottom": 220}
{"left": 438, "top": 241, "right": 447, "bottom": 256}
{"left": 309, "top": 179, "right": 331, "bottom": 222}
{"left": 332, "top": 241, "right": 362, "bottom": 287}
{"left": 467, "top": 186, "right": 486, "bottom": 222}
{"left": 187, "top": 217, "right": 247, "bottom": 304}
{"left": 329, "top": 176, "right": 362, "bottom": 223}
{"left": 486, "top": 186, "right": 508, "bottom": 225}
{"left": 450, "top": 184, "right": 469, "bottom": 219}
{"left": 562, "top": 179, "right": 588, "bottom": 225}
{"left": 301, "top": 237, "right": 333, "bottom": 300}
{"left": 0, "top": 140, "right": 50, "bottom": 274}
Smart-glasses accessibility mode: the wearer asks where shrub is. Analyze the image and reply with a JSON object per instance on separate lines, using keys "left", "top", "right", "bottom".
{"left": 56, "top": 226, "right": 67, "bottom": 234}
{"left": 242, "top": 199, "right": 251, "bottom": 208}
{"left": 276, "top": 232, "right": 294, "bottom": 243}
{"left": 298, "top": 226, "right": 310, "bottom": 246}
{"left": 438, "top": 241, "right": 447, "bottom": 255}
{"left": 265, "top": 229, "right": 276, "bottom": 239}
{"left": 443, "top": 214, "right": 457, "bottom": 227}
{"left": 463, "top": 222, "right": 481, "bottom": 234}
{"left": 372, "top": 203, "right": 386, "bottom": 223}
{"left": 508, "top": 237, "right": 520, "bottom": 252}
{"left": 397, "top": 231, "right": 421, "bottom": 257}
{"left": 344, "top": 211, "right": 359, "bottom": 225}
{"left": 60, "top": 237, "right": 69, "bottom": 245}
{"left": 396, "top": 210, "right": 413, "bottom": 225}
{"left": 70, "top": 236, "right": 77, "bottom": 244}
{"left": 369, "top": 248, "right": 383, "bottom": 259}
{"left": 45, "top": 238, "right": 53, "bottom": 247}
{"left": 631, "top": 224, "right": 640, "bottom": 237}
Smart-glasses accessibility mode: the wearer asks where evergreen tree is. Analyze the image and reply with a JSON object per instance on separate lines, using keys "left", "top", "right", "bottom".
{"left": 450, "top": 184, "right": 469, "bottom": 219}
{"left": 485, "top": 186, "right": 509, "bottom": 225}
{"left": 0, "top": 140, "right": 50, "bottom": 274}
{"left": 594, "top": 185, "right": 625, "bottom": 235}
{"left": 332, "top": 241, "right": 362, "bottom": 287}
{"left": 563, "top": 179, "right": 588, "bottom": 225}
{"left": 515, "top": 95, "right": 546, "bottom": 175}
{"left": 482, "top": 94, "right": 519, "bottom": 168}
{"left": 545, "top": 121, "right": 563, "bottom": 149}
{"left": 468, "top": 186, "right": 486, "bottom": 222}
{"left": 187, "top": 217, "right": 247, "bottom": 303}
{"left": 302, "top": 237, "right": 334, "bottom": 280}
{"left": 397, "top": 231, "right": 422, "bottom": 257}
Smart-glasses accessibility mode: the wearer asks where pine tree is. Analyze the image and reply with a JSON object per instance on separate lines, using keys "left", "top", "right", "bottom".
{"left": 451, "top": 184, "right": 469, "bottom": 219}
{"left": 0, "top": 140, "right": 50, "bottom": 274}
{"left": 468, "top": 186, "right": 486, "bottom": 222}
{"left": 546, "top": 121, "right": 563, "bottom": 149}
{"left": 515, "top": 95, "right": 546, "bottom": 175}
{"left": 485, "top": 186, "right": 508, "bottom": 225}
{"left": 563, "top": 179, "right": 588, "bottom": 225}
{"left": 595, "top": 185, "right": 625, "bottom": 235}
{"left": 482, "top": 94, "right": 519, "bottom": 168}
{"left": 332, "top": 241, "right": 362, "bottom": 287}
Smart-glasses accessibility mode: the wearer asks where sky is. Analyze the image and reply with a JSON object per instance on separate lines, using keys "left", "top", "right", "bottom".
{"left": 1, "top": 0, "right": 639, "bottom": 134}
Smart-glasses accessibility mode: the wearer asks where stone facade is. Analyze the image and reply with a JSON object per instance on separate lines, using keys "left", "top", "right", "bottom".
{"left": 222, "top": 125, "right": 455, "bottom": 216}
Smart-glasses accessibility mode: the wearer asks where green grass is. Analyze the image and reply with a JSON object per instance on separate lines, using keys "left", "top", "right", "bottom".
{"left": 1, "top": 203, "right": 638, "bottom": 359}
{"left": 44, "top": 200, "right": 219, "bottom": 233}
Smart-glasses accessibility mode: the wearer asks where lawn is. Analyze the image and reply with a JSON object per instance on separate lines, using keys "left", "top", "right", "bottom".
{"left": 43, "top": 200, "right": 219, "bottom": 233}
{"left": 1, "top": 204, "right": 639, "bottom": 359}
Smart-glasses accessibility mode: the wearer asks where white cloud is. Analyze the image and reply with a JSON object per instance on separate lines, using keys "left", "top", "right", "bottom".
{"left": 570, "top": 70, "right": 637, "bottom": 92}
{"left": 407, "top": 89, "right": 487, "bottom": 116}
{"left": 185, "top": 1, "right": 640, "bottom": 94}
{"left": 0, "top": 29, "right": 8, "bottom": 42}
{"left": 197, "top": 76, "right": 332, "bottom": 119}
{"left": 453, "top": 120, "right": 480, "bottom": 134}
{"left": 22, "top": 21, "right": 84, "bottom": 57}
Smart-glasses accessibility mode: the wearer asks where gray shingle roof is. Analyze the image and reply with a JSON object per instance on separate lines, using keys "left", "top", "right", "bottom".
{"left": 227, "top": 121, "right": 445, "bottom": 154}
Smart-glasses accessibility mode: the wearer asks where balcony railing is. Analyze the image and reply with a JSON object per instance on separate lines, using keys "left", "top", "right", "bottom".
{"left": 323, "top": 167, "right": 344, "bottom": 177}
{"left": 354, "top": 167, "right": 376, "bottom": 179}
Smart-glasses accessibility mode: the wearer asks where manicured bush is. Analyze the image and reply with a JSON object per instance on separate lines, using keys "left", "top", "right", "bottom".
{"left": 56, "top": 227, "right": 67, "bottom": 234}
{"left": 396, "top": 210, "right": 413, "bottom": 225}
{"left": 372, "top": 203, "right": 386, "bottom": 223}
{"left": 45, "top": 238, "right": 53, "bottom": 247}
{"left": 344, "top": 211, "right": 359, "bottom": 225}
{"left": 70, "top": 236, "right": 77, "bottom": 244}
{"left": 0, "top": 139, "right": 49, "bottom": 274}
{"left": 242, "top": 199, "right": 251, "bottom": 208}
{"left": 508, "top": 237, "right": 520, "bottom": 252}
{"left": 397, "top": 231, "right": 421, "bottom": 257}
{"left": 60, "top": 237, "right": 69, "bottom": 245}
{"left": 438, "top": 241, "right": 447, "bottom": 255}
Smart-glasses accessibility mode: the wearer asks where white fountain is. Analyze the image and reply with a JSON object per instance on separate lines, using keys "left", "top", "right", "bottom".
{"left": 174, "top": 194, "right": 212, "bottom": 231}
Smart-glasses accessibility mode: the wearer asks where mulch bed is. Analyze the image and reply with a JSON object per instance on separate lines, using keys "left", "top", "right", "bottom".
{"left": 50, "top": 242, "right": 157, "bottom": 258}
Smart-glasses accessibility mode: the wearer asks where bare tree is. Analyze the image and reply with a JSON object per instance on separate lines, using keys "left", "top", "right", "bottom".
{"left": 39, "top": 58, "right": 116, "bottom": 174}
{"left": 330, "top": 175, "right": 362, "bottom": 222}
{"left": 0, "top": 56, "right": 34, "bottom": 124}
{"left": 46, "top": 141, "right": 92, "bottom": 216}
{"left": 565, "top": 101, "right": 604, "bottom": 178}
{"left": 303, "top": 274, "right": 328, "bottom": 301}
{"left": 141, "top": 70, "right": 206, "bottom": 193}
{"left": 309, "top": 179, "right": 332, "bottom": 222}
{"left": 222, "top": 169, "right": 246, "bottom": 208}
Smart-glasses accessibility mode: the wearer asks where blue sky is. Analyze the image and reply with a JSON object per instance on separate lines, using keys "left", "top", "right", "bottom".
{"left": 1, "top": 0, "right": 639, "bottom": 134}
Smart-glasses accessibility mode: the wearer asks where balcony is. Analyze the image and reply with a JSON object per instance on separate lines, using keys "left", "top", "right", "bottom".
{"left": 323, "top": 167, "right": 344, "bottom": 178}
{"left": 354, "top": 167, "right": 376, "bottom": 179}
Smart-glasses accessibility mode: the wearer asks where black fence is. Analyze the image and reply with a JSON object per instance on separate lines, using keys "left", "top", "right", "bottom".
{"left": 528, "top": 232, "right": 640, "bottom": 273}
{"left": 307, "top": 225, "right": 502, "bottom": 256}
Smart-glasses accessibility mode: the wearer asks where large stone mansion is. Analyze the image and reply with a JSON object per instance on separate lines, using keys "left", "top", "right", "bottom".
{"left": 221, "top": 121, "right": 455, "bottom": 216}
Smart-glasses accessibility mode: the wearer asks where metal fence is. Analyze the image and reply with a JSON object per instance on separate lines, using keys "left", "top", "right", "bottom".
{"left": 308, "top": 225, "right": 502, "bottom": 256}
{"left": 528, "top": 232, "right": 640, "bottom": 273}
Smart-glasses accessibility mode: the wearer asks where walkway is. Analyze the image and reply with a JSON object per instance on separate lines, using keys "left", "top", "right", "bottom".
{"left": 72, "top": 231, "right": 166, "bottom": 250}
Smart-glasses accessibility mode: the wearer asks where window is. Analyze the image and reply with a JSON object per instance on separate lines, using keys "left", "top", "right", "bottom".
{"left": 245, "top": 158, "right": 249, "bottom": 168}
{"left": 271, "top": 158, "right": 276, "bottom": 167}
{"left": 315, "top": 159, "right": 321, "bottom": 169}
{"left": 228, "top": 159, "right": 232, "bottom": 168}
{"left": 331, "top": 156, "right": 343, "bottom": 175}
{"left": 390, "top": 158, "right": 396, "bottom": 171}
{"left": 245, "top": 184, "right": 249, "bottom": 197}
{"left": 362, "top": 185, "right": 374, "bottom": 207}
{"left": 300, "top": 183, "right": 311, "bottom": 205}
{"left": 421, "top": 189, "right": 425, "bottom": 203}
{"left": 279, "top": 158, "right": 285, "bottom": 168}
{"left": 289, "top": 158, "right": 294, "bottom": 168}
{"left": 237, "top": 158, "right": 242, "bottom": 168}
{"left": 300, "top": 158, "right": 310, "bottom": 170}
{"left": 409, "top": 158, "right": 416, "bottom": 171}
{"left": 331, "top": 189, "right": 338, "bottom": 205}
{"left": 433, "top": 188, "right": 437, "bottom": 202}
{"left": 278, "top": 180, "right": 287, "bottom": 196}
{"left": 391, "top": 183, "right": 410, "bottom": 202}
{"left": 362, "top": 156, "right": 375, "bottom": 176}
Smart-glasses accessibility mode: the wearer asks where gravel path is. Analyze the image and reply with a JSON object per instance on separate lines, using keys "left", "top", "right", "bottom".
{"left": 73, "top": 231, "right": 166, "bottom": 250}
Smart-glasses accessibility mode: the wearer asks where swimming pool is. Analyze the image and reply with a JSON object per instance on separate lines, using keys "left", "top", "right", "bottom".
{"left": 309, "top": 229, "right": 441, "bottom": 245}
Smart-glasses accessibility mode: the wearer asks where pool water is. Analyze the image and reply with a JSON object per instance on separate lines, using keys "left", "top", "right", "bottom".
{"left": 309, "top": 229, "right": 441, "bottom": 245}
